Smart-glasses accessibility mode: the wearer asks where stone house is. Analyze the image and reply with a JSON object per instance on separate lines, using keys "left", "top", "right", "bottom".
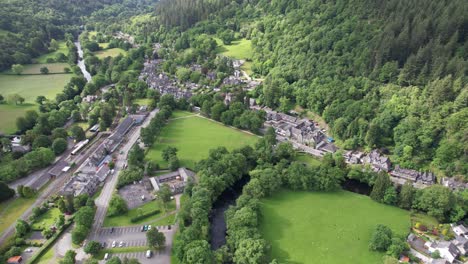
{"left": 425, "top": 241, "right": 460, "bottom": 263}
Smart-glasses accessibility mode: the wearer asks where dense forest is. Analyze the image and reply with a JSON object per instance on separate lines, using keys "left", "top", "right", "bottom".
{"left": 152, "top": 0, "right": 468, "bottom": 179}
{"left": 0, "top": 0, "right": 150, "bottom": 71}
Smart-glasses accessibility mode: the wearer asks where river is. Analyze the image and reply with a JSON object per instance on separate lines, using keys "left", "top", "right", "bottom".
{"left": 75, "top": 41, "right": 92, "bottom": 82}
{"left": 209, "top": 176, "right": 249, "bottom": 250}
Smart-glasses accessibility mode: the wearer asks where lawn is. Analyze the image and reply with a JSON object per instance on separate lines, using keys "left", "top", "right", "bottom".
{"left": 294, "top": 153, "right": 321, "bottom": 167}
{"left": 31, "top": 208, "right": 61, "bottom": 230}
{"left": 103, "top": 200, "right": 176, "bottom": 227}
{"left": 150, "top": 213, "right": 176, "bottom": 227}
{"left": 34, "top": 41, "right": 69, "bottom": 64}
{"left": 0, "top": 196, "right": 37, "bottom": 235}
{"left": 146, "top": 111, "right": 259, "bottom": 169}
{"left": 134, "top": 98, "right": 151, "bottom": 106}
{"left": 0, "top": 73, "right": 72, "bottom": 134}
{"left": 260, "top": 190, "right": 411, "bottom": 264}
{"left": 36, "top": 244, "right": 56, "bottom": 264}
{"left": 95, "top": 48, "right": 127, "bottom": 59}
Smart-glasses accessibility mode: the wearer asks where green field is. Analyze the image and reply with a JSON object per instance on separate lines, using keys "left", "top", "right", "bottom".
{"left": 0, "top": 73, "right": 72, "bottom": 133}
{"left": 95, "top": 48, "right": 127, "bottom": 59}
{"left": 215, "top": 38, "right": 253, "bottom": 74}
{"left": 31, "top": 208, "right": 61, "bottom": 230}
{"left": 260, "top": 190, "right": 411, "bottom": 264}
{"left": 0, "top": 197, "right": 37, "bottom": 235}
{"left": 34, "top": 41, "right": 69, "bottom": 64}
{"left": 146, "top": 111, "right": 258, "bottom": 169}
{"left": 5, "top": 63, "right": 70, "bottom": 74}
{"left": 103, "top": 200, "right": 176, "bottom": 227}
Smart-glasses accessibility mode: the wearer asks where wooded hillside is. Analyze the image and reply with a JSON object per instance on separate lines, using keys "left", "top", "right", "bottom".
{"left": 153, "top": 0, "right": 468, "bottom": 178}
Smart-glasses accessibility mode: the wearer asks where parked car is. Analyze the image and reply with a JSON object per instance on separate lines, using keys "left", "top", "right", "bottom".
{"left": 143, "top": 225, "right": 148, "bottom": 231}
{"left": 141, "top": 226, "right": 145, "bottom": 232}
{"left": 148, "top": 225, "right": 152, "bottom": 230}
{"left": 119, "top": 241, "right": 124, "bottom": 247}
{"left": 112, "top": 241, "right": 116, "bottom": 248}
{"left": 24, "top": 248, "right": 33, "bottom": 253}
{"left": 168, "top": 225, "right": 171, "bottom": 230}
{"left": 110, "top": 227, "right": 114, "bottom": 233}
{"left": 101, "top": 242, "right": 107, "bottom": 248}
{"left": 104, "top": 253, "right": 110, "bottom": 260}
{"left": 146, "top": 250, "right": 152, "bottom": 258}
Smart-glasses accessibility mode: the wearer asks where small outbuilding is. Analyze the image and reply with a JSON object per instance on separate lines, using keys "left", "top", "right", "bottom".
{"left": 7, "top": 256, "right": 22, "bottom": 264}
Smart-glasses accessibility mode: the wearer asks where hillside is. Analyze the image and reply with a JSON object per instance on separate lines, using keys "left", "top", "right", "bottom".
{"left": 152, "top": 0, "right": 468, "bottom": 178}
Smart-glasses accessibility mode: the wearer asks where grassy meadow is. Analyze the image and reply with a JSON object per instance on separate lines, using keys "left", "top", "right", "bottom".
{"left": 146, "top": 111, "right": 259, "bottom": 169}
{"left": 34, "top": 41, "right": 69, "bottom": 64}
{"left": 215, "top": 38, "right": 253, "bottom": 74}
{"left": 0, "top": 73, "right": 72, "bottom": 134}
{"left": 260, "top": 190, "right": 411, "bottom": 264}
{"left": 95, "top": 48, "right": 127, "bottom": 59}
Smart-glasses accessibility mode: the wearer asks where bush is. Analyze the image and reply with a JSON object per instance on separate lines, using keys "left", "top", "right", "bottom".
{"left": 130, "top": 209, "right": 161, "bottom": 223}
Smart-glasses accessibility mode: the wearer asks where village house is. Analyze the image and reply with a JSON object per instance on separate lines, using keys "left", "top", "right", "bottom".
{"left": 361, "top": 150, "right": 391, "bottom": 172}
{"left": 452, "top": 224, "right": 468, "bottom": 239}
{"left": 390, "top": 165, "right": 436, "bottom": 185}
{"left": 424, "top": 240, "right": 460, "bottom": 263}
{"left": 7, "top": 256, "right": 22, "bottom": 264}
{"left": 442, "top": 178, "right": 467, "bottom": 191}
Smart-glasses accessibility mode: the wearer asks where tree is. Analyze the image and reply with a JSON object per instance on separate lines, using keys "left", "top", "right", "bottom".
{"left": 40, "top": 66, "right": 49, "bottom": 74}
{"left": 369, "top": 224, "right": 393, "bottom": 251}
{"left": 431, "top": 250, "right": 441, "bottom": 259}
{"left": 370, "top": 173, "right": 392, "bottom": 203}
{"left": 0, "top": 181, "right": 15, "bottom": 202}
{"left": 50, "top": 39, "right": 59, "bottom": 51}
{"left": 8, "top": 94, "right": 25, "bottom": 105}
{"left": 52, "top": 128, "right": 68, "bottom": 140}
{"left": 84, "top": 241, "right": 101, "bottom": 256}
{"left": 399, "top": 182, "right": 415, "bottom": 209}
{"left": 168, "top": 155, "right": 180, "bottom": 171}
{"left": 107, "top": 194, "right": 128, "bottom": 217}
{"left": 383, "top": 186, "right": 398, "bottom": 205}
{"left": 11, "top": 64, "right": 24, "bottom": 75}
{"left": 33, "top": 135, "right": 52, "bottom": 149}
{"left": 36, "top": 95, "right": 46, "bottom": 105}
{"left": 59, "top": 250, "right": 76, "bottom": 264}
{"left": 233, "top": 238, "right": 268, "bottom": 264}
{"left": 74, "top": 206, "right": 94, "bottom": 228}
{"left": 386, "top": 237, "right": 408, "bottom": 258}
{"left": 106, "top": 257, "right": 122, "bottom": 264}
{"left": 184, "top": 240, "right": 214, "bottom": 264}
{"left": 414, "top": 185, "right": 454, "bottom": 221}
{"left": 128, "top": 144, "right": 145, "bottom": 168}
{"left": 58, "top": 198, "right": 67, "bottom": 213}
{"left": 146, "top": 228, "right": 166, "bottom": 248}
{"left": 71, "top": 224, "right": 89, "bottom": 245}
{"left": 0, "top": 94, "right": 4, "bottom": 103}
{"left": 52, "top": 138, "right": 68, "bottom": 155}
{"left": 56, "top": 214, "right": 65, "bottom": 227}
{"left": 15, "top": 219, "right": 30, "bottom": 237}
{"left": 158, "top": 184, "right": 172, "bottom": 212}
{"left": 70, "top": 125, "right": 85, "bottom": 141}
{"left": 162, "top": 146, "right": 178, "bottom": 162}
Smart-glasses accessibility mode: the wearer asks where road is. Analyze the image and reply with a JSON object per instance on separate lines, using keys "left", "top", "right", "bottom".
{"left": 0, "top": 135, "right": 106, "bottom": 245}
{"left": 90, "top": 109, "right": 158, "bottom": 239}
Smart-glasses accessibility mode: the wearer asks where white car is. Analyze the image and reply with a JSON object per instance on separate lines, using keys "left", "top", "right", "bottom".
{"left": 119, "top": 241, "right": 124, "bottom": 247}
{"left": 24, "top": 248, "right": 33, "bottom": 253}
{"left": 148, "top": 225, "right": 152, "bottom": 230}
{"left": 111, "top": 241, "right": 116, "bottom": 248}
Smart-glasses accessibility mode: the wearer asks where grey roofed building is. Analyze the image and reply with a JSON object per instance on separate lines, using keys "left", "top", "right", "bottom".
{"left": 390, "top": 165, "right": 419, "bottom": 181}
{"left": 363, "top": 149, "right": 391, "bottom": 172}
{"left": 320, "top": 142, "right": 338, "bottom": 153}
{"left": 425, "top": 241, "right": 460, "bottom": 263}
{"left": 62, "top": 172, "right": 100, "bottom": 197}
{"left": 442, "top": 177, "right": 468, "bottom": 191}
{"left": 113, "top": 117, "right": 135, "bottom": 137}
{"left": 418, "top": 171, "right": 436, "bottom": 185}
{"left": 453, "top": 235, "right": 468, "bottom": 255}
{"left": 149, "top": 168, "right": 195, "bottom": 194}
{"left": 431, "top": 260, "right": 450, "bottom": 264}
{"left": 89, "top": 144, "right": 108, "bottom": 166}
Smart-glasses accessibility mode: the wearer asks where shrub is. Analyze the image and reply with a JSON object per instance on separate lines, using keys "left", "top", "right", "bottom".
{"left": 130, "top": 209, "right": 161, "bottom": 223}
